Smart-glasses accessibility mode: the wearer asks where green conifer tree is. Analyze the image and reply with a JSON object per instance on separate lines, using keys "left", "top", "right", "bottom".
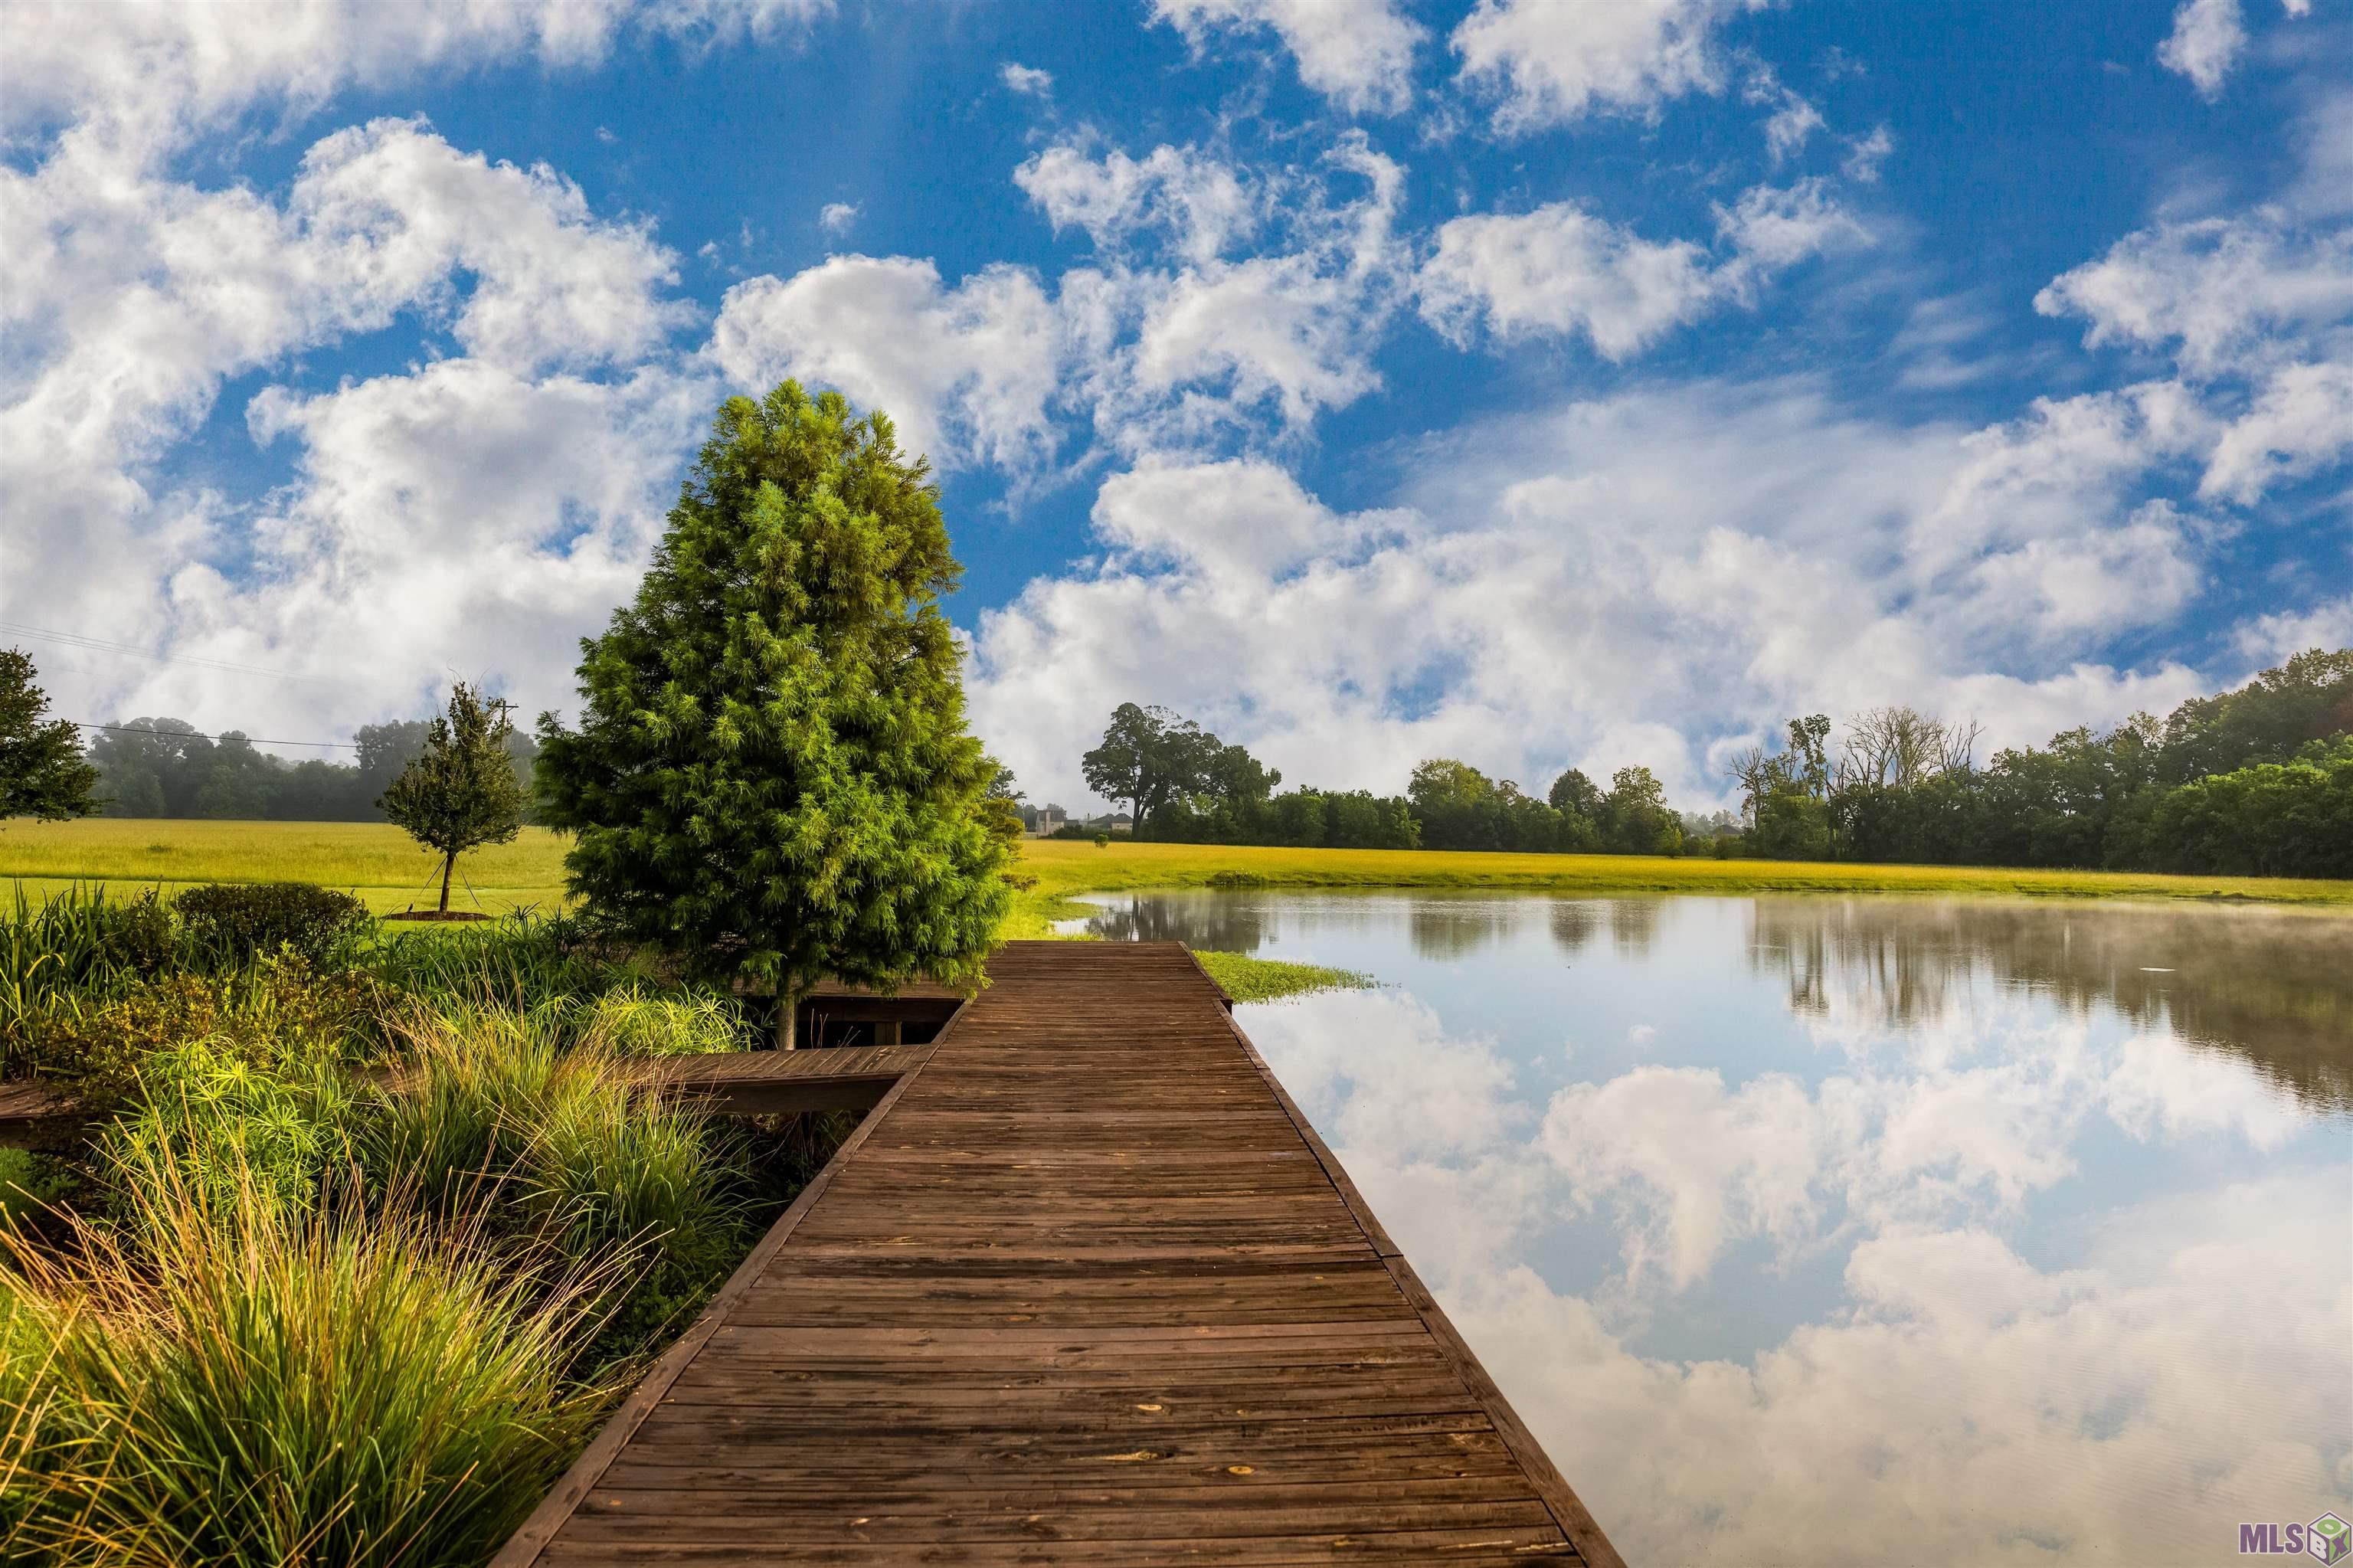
{"left": 536, "top": 382, "right": 1011, "bottom": 1045}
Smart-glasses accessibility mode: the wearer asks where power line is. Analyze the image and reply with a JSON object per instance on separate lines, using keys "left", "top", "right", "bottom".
{"left": 70, "top": 721, "right": 361, "bottom": 751}
{"left": 0, "top": 620, "right": 334, "bottom": 684}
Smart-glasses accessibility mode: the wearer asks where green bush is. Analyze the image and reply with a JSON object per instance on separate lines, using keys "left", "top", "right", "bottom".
{"left": 0, "top": 1147, "right": 73, "bottom": 1232}
{"left": 0, "top": 1171, "right": 612, "bottom": 1568}
{"left": 175, "top": 882, "right": 371, "bottom": 967}
{"left": 18, "top": 956, "right": 391, "bottom": 1102}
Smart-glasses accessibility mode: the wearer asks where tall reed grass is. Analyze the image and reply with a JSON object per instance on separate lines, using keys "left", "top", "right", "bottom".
{"left": 2, "top": 1160, "right": 613, "bottom": 1567}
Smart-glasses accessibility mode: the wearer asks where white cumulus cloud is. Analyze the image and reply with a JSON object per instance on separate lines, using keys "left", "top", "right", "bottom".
{"left": 1415, "top": 179, "right": 1865, "bottom": 359}
{"left": 1451, "top": 0, "right": 1769, "bottom": 133}
{"left": 1150, "top": 0, "right": 1424, "bottom": 115}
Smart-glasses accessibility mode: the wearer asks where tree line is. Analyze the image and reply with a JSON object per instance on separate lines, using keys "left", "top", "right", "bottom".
{"left": 1078, "top": 702, "right": 1686, "bottom": 855}
{"left": 1077, "top": 646, "right": 2351, "bottom": 878}
{"left": 1731, "top": 648, "right": 2353, "bottom": 878}
{"left": 74, "top": 716, "right": 539, "bottom": 822}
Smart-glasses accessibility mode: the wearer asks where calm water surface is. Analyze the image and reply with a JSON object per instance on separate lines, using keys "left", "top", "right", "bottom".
{"left": 1071, "top": 892, "right": 2353, "bottom": 1566}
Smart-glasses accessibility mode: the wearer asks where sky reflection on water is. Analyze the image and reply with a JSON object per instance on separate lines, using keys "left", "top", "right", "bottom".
{"left": 1075, "top": 892, "right": 2353, "bottom": 1566}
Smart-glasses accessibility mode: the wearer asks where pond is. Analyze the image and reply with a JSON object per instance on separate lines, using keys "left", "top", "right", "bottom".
{"left": 1069, "top": 891, "right": 2353, "bottom": 1566}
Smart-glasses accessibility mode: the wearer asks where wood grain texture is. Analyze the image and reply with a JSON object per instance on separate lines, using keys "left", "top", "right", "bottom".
{"left": 501, "top": 941, "right": 1622, "bottom": 1566}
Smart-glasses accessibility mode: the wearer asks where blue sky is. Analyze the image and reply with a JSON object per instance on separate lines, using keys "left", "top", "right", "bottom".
{"left": 4, "top": 0, "right": 2349, "bottom": 808}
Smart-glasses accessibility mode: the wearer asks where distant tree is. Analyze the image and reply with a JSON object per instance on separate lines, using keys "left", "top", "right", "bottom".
{"left": 2158, "top": 647, "right": 2353, "bottom": 782}
{"left": 1786, "top": 714, "right": 1833, "bottom": 798}
{"left": 1082, "top": 703, "right": 1219, "bottom": 833}
{"left": 194, "top": 732, "right": 280, "bottom": 818}
{"left": 500, "top": 725, "right": 544, "bottom": 823}
{"left": 381, "top": 683, "right": 528, "bottom": 914}
{"left": 1599, "top": 765, "right": 1682, "bottom": 856}
{"left": 1203, "top": 743, "right": 1281, "bottom": 811}
{"left": 86, "top": 717, "right": 211, "bottom": 817}
{"left": 356, "top": 719, "right": 433, "bottom": 809}
{"left": 977, "top": 760, "right": 1026, "bottom": 849}
{"left": 537, "top": 381, "right": 1010, "bottom": 1046}
{"left": 1546, "top": 768, "right": 1602, "bottom": 820}
{"left": 0, "top": 649, "right": 100, "bottom": 823}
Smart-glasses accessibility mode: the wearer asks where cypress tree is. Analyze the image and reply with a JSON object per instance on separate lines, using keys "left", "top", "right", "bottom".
{"left": 537, "top": 383, "right": 1010, "bottom": 1045}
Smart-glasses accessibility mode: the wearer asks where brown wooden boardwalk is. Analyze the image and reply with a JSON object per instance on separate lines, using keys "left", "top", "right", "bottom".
{"left": 496, "top": 940, "right": 1622, "bottom": 1566}
{"left": 623, "top": 1043, "right": 935, "bottom": 1115}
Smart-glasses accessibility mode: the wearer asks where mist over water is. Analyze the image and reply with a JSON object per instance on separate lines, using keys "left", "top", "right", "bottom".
{"left": 1073, "top": 891, "right": 2353, "bottom": 1566}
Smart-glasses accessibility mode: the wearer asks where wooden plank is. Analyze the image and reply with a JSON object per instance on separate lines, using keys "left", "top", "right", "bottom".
{"left": 0, "top": 1079, "right": 84, "bottom": 1147}
{"left": 500, "top": 941, "right": 1620, "bottom": 1567}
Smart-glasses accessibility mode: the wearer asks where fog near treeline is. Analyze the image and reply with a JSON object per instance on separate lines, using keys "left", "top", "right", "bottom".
{"left": 80, "top": 717, "right": 539, "bottom": 823}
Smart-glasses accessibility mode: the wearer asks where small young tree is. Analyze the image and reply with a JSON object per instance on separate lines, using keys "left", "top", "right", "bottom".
{"left": 536, "top": 381, "right": 1012, "bottom": 1046}
{"left": 0, "top": 648, "right": 100, "bottom": 823}
{"left": 380, "top": 683, "right": 527, "bottom": 914}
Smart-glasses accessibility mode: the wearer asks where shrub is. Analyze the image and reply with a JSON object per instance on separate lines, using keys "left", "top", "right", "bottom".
{"left": 0, "top": 1170, "right": 613, "bottom": 1568}
{"left": 19, "top": 956, "right": 391, "bottom": 1102}
{"left": 175, "top": 882, "right": 371, "bottom": 967}
{"left": 0, "top": 1148, "right": 72, "bottom": 1233}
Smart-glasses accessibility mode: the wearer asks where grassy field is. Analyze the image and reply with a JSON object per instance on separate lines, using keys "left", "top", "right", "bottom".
{"left": 8, "top": 818, "right": 2353, "bottom": 926}
{"left": 0, "top": 820, "right": 575, "bottom": 915}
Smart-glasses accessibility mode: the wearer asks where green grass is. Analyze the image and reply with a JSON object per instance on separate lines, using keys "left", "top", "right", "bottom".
{"left": 0, "top": 820, "right": 574, "bottom": 915}
{"left": 11, "top": 820, "right": 2352, "bottom": 928}
{"left": 1193, "top": 950, "right": 1376, "bottom": 1003}
{"left": 1007, "top": 836, "right": 2353, "bottom": 905}
{"left": 3, "top": 1170, "right": 614, "bottom": 1567}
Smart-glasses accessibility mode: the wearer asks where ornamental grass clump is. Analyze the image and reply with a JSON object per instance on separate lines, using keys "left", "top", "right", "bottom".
{"left": 365, "top": 912, "right": 607, "bottom": 1014}
{"left": 0, "top": 1164, "right": 613, "bottom": 1568}
{"left": 361, "top": 1002, "right": 749, "bottom": 1357}
{"left": 577, "top": 984, "right": 744, "bottom": 1056}
{"left": 358, "top": 1000, "right": 568, "bottom": 1218}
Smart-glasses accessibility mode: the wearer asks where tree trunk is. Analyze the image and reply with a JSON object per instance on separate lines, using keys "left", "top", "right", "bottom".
{"left": 439, "top": 853, "right": 454, "bottom": 914}
{"left": 775, "top": 990, "right": 797, "bottom": 1050}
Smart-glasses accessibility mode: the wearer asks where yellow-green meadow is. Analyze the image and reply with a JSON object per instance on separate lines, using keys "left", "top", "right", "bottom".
{"left": 8, "top": 819, "right": 2351, "bottom": 935}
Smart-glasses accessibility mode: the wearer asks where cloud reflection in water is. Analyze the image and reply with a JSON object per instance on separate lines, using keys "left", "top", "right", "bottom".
{"left": 1101, "top": 892, "right": 2353, "bottom": 1566}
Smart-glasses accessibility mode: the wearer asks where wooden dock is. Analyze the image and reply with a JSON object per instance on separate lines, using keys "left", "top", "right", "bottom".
{"left": 623, "top": 1042, "right": 935, "bottom": 1115}
{"left": 495, "top": 940, "right": 1622, "bottom": 1566}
